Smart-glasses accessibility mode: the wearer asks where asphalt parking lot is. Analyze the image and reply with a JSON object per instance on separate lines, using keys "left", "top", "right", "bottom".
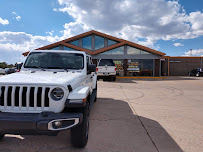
{"left": 0, "top": 76, "right": 203, "bottom": 152}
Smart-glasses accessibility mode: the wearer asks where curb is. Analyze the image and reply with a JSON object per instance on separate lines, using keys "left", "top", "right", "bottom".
{"left": 117, "top": 77, "right": 165, "bottom": 79}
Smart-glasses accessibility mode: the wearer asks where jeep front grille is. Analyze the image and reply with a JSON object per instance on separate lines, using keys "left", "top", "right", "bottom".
{"left": 0, "top": 86, "right": 50, "bottom": 111}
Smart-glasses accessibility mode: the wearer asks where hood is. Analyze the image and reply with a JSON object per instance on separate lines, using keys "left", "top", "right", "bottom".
{"left": 0, "top": 71, "right": 85, "bottom": 89}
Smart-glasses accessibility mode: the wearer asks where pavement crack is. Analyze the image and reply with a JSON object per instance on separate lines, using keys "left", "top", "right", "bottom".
{"left": 120, "top": 85, "right": 160, "bottom": 152}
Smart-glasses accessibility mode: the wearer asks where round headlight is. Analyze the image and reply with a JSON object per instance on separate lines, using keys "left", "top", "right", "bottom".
{"left": 51, "top": 88, "right": 64, "bottom": 101}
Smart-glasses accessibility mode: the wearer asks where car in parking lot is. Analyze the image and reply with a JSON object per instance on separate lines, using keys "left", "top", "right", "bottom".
{"left": 0, "top": 68, "right": 5, "bottom": 75}
{"left": 5, "top": 68, "right": 16, "bottom": 74}
{"left": 96, "top": 59, "right": 116, "bottom": 81}
{"left": 188, "top": 68, "right": 203, "bottom": 77}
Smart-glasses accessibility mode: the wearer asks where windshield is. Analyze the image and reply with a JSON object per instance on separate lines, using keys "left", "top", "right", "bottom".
{"left": 24, "top": 52, "right": 84, "bottom": 70}
{"left": 99, "top": 59, "right": 115, "bottom": 66}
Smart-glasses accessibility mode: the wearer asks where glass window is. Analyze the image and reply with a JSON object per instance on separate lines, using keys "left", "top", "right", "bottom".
{"left": 82, "top": 36, "right": 92, "bottom": 50}
{"left": 141, "top": 50, "right": 150, "bottom": 54}
{"left": 127, "top": 59, "right": 153, "bottom": 76}
{"left": 24, "top": 52, "right": 84, "bottom": 70}
{"left": 50, "top": 46, "right": 61, "bottom": 50}
{"left": 70, "top": 40, "right": 79, "bottom": 46}
{"left": 108, "top": 39, "right": 117, "bottom": 46}
{"left": 86, "top": 56, "right": 90, "bottom": 74}
{"left": 101, "top": 46, "right": 124, "bottom": 55}
{"left": 95, "top": 35, "right": 104, "bottom": 50}
{"left": 63, "top": 46, "right": 75, "bottom": 51}
{"left": 98, "top": 59, "right": 115, "bottom": 66}
{"left": 90, "top": 57, "right": 93, "bottom": 64}
{"left": 127, "top": 46, "right": 140, "bottom": 54}
{"left": 86, "top": 56, "right": 90, "bottom": 65}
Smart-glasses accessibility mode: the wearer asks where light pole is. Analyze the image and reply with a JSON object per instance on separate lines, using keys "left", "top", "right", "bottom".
{"left": 190, "top": 49, "right": 192, "bottom": 56}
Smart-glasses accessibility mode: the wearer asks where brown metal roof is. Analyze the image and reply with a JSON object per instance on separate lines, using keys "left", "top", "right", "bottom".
{"left": 22, "top": 30, "right": 166, "bottom": 56}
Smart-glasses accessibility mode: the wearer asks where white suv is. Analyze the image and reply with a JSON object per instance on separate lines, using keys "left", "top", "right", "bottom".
{"left": 0, "top": 50, "right": 97, "bottom": 148}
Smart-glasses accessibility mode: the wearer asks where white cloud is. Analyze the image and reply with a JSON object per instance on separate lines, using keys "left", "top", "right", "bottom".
{"left": 55, "top": 0, "right": 203, "bottom": 48}
{"left": 0, "top": 31, "right": 59, "bottom": 64}
{"left": 53, "top": 8, "right": 58, "bottom": 12}
{"left": 185, "top": 49, "right": 203, "bottom": 56}
{"left": 174, "top": 43, "right": 184, "bottom": 47}
{"left": 0, "top": 17, "right": 9, "bottom": 25}
{"left": 12, "top": 12, "right": 21, "bottom": 21}
{"left": 60, "top": 21, "right": 92, "bottom": 40}
{"left": 46, "top": 30, "right": 55, "bottom": 36}
{"left": 186, "top": 11, "right": 203, "bottom": 35}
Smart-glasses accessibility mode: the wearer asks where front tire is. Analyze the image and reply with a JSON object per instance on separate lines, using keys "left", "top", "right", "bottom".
{"left": 71, "top": 102, "right": 90, "bottom": 148}
{"left": 196, "top": 72, "right": 200, "bottom": 77}
{"left": 0, "top": 133, "right": 5, "bottom": 141}
{"left": 94, "top": 83, "right": 97, "bottom": 102}
{"left": 112, "top": 76, "right": 116, "bottom": 81}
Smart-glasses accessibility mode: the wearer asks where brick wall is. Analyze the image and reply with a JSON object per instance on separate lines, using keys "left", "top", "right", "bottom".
{"left": 169, "top": 58, "right": 202, "bottom": 76}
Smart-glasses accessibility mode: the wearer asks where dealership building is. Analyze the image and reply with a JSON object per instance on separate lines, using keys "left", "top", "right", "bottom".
{"left": 23, "top": 30, "right": 203, "bottom": 77}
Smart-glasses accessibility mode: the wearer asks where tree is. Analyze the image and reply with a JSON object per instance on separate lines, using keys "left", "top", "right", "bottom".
{"left": 0, "top": 62, "right": 15, "bottom": 69}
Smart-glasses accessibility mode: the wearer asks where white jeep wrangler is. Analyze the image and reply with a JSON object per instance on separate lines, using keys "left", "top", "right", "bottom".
{"left": 0, "top": 50, "right": 97, "bottom": 148}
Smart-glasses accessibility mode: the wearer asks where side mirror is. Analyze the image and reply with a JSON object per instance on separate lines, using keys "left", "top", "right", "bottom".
{"left": 16, "top": 62, "right": 23, "bottom": 71}
{"left": 88, "top": 64, "right": 96, "bottom": 74}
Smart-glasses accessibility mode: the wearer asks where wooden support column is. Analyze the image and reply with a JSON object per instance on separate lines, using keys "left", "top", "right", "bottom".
{"left": 168, "top": 57, "right": 170, "bottom": 76}
{"left": 124, "top": 59, "right": 128, "bottom": 76}
{"left": 159, "top": 59, "right": 161, "bottom": 77}
{"left": 153, "top": 59, "right": 155, "bottom": 77}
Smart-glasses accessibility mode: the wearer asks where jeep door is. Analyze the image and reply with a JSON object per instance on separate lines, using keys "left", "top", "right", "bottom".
{"left": 86, "top": 56, "right": 93, "bottom": 93}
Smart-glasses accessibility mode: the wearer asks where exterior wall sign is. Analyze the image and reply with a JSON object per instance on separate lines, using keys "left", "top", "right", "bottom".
{"left": 127, "top": 68, "right": 140, "bottom": 71}
{"left": 169, "top": 61, "right": 181, "bottom": 63}
{"left": 113, "top": 60, "right": 123, "bottom": 71}
{"left": 127, "top": 62, "right": 140, "bottom": 71}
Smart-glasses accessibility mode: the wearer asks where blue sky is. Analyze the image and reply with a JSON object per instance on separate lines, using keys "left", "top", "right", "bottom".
{"left": 0, "top": 0, "right": 71, "bottom": 36}
{"left": 157, "top": 0, "right": 203, "bottom": 56}
{"left": 0, "top": 0, "right": 203, "bottom": 64}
